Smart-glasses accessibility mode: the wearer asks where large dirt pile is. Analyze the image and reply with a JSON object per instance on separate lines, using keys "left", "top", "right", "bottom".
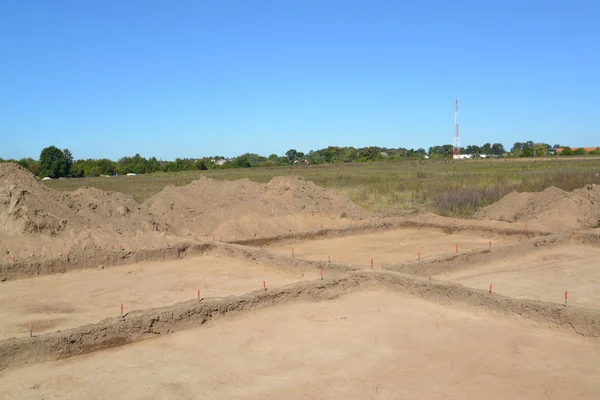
{"left": 476, "top": 185, "right": 600, "bottom": 231}
{"left": 145, "top": 175, "right": 370, "bottom": 238}
{"left": 0, "top": 163, "right": 178, "bottom": 261}
{"left": 0, "top": 163, "right": 71, "bottom": 235}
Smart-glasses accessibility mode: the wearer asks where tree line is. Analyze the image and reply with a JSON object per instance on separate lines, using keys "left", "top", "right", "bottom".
{"left": 1, "top": 142, "right": 599, "bottom": 179}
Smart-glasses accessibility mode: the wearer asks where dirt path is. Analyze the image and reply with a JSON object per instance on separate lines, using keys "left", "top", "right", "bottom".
{"left": 1, "top": 291, "right": 598, "bottom": 399}
{"left": 437, "top": 242, "right": 600, "bottom": 309}
{"left": 268, "top": 228, "right": 514, "bottom": 265}
{"left": 0, "top": 255, "right": 305, "bottom": 340}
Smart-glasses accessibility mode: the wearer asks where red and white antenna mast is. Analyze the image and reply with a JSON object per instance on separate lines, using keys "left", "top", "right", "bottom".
{"left": 453, "top": 98, "right": 460, "bottom": 158}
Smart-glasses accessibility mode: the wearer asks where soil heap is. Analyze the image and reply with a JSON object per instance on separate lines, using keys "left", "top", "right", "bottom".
{"left": 0, "top": 163, "right": 176, "bottom": 260}
{"left": 144, "top": 175, "right": 370, "bottom": 238}
{"left": 476, "top": 185, "right": 600, "bottom": 232}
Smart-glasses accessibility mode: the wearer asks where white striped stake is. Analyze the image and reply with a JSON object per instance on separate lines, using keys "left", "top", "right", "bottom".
{"left": 120, "top": 304, "right": 124, "bottom": 318}
{"left": 263, "top": 280, "right": 267, "bottom": 291}
{"left": 29, "top": 323, "right": 32, "bottom": 338}
{"left": 565, "top": 291, "right": 568, "bottom": 307}
{"left": 489, "top": 284, "right": 493, "bottom": 294}
{"left": 418, "top": 252, "right": 421, "bottom": 261}
{"left": 320, "top": 269, "right": 323, "bottom": 280}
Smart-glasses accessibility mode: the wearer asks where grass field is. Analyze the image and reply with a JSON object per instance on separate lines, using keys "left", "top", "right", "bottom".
{"left": 45, "top": 157, "right": 600, "bottom": 217}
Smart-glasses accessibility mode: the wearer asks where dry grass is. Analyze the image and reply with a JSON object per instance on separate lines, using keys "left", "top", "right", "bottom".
{"left": 45, "top": 158, "right": 600, "bottom": 217}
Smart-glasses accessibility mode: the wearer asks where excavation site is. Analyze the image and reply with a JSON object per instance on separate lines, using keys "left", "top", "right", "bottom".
{"left": 2, "top": 163, "right": 600, "bottom": 399}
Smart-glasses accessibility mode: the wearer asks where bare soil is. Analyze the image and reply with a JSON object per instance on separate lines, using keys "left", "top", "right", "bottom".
{"left": 267, "top": 227, "right": 515, "bottom": 265}
{"left": 438, "top": 242, "right": 600, "bottom": 309}
{"left": 476, "top": 184, "right": 600, "bottom": 232}
{"left": 144, "top": 175, "right": 371, "bottom": 239}
{"left": 1, "top": 290, "right": 599, "bottom": 400}
{"left": 4, "top": 162, "right": 600, "bottom": 399}
{"left": 0, "top": 254, "right": 305, "bottom": 340}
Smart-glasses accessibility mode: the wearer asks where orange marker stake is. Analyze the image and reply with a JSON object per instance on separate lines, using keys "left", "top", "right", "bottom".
{"left": 456, "top": 244, "right": 458, "bottom": 254}
{"left": 328, "top": 255, "right": 330, "bottom": 263}
{"left": 263, "top": 280, "right": 267, "bottom": 291}
{"left": 565, "top": 291, "right": 568, "bottom": 306}
{"left": 254, "top": 232, "right": 257, "bottom": 237}
{"left": 220, "top": 237, "right": 222, "bottom": 242}
{"left": 519, "top": 234, "right": 522, "bottom": 242}
{"left": 489, "top": 240, "right": 492, "bottom": 249}
{"left": 489, "top": 284, "right": 493, "bottom": 294}
{"left": 29, "top": 323, "right": 33, "bottom": 338}
{"left": 371, "top": 258, "right": 374, "bottom": 268}
{"left": 418, "top": 252, "right": 421, "bottom": 261}
{"left": 198, "top": 290, "right": 200, "bottom": 301}
{"left": 213, "top": 235, "right": 215, "bottom": 241}
{"left": 427, "top": 269, "right": 432, "bottom": 280}
{"left": 292, "top": 248, "right": 295, "bottom": 258}
{"left": 120, "top": 244, "right": 123, "bottom": 250}
{"left": 320, "top": 269, "right": 323, "bottom": 280}
{"left": 120, "top": 304, "right": 124, "bottom": 318}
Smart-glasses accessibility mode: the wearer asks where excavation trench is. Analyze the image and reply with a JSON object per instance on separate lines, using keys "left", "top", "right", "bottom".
{"left": 1, "top": 270, "right": 598, "bottom": 372}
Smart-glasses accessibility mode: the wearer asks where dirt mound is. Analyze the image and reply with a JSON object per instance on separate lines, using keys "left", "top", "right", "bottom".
{"left": 476, "top": 185, "right": 600, "bottom": 231}
{"left": 0, "top": 163, "right": 71, "bottom": 235}
{"left": 0, "top": 163, "right": 179, "bottom": 263}
{"left": 145, "top": 175, "right": 370, "bottom": 238}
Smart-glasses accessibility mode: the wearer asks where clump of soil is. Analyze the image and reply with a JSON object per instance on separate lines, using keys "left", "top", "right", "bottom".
{"left": 476, "top": 184, "right": 600, "bottom": 231}
{"left": 144, "top": 175, "right": 370, "bottom": 238}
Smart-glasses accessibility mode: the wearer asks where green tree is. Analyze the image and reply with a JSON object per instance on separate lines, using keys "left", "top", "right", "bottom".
{"left": 39, "top": 146, "right": 71, "bottom": 178}
{"left": 491, "top": 143, "right": 506, "bottom": 156}
{"left": 560, "top": 146, "right": 573, "bottom": 156}
{"left": 573, "top": 148, "right": 587, "bottom": 155}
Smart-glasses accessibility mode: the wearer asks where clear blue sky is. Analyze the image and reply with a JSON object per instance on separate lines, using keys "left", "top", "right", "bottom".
{"left": 1, "top": 0, "right": 599, "bottom": 161}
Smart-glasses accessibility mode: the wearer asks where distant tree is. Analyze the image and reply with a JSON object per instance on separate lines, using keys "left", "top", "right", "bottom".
{"left": 39, "top": 146, "right": 71, "bottom": 178}
{"left": 268, "top": 154, "right": 279, "bottom": 161}
{"left": 285, "top": 149, "right": 298, "bottom": 163}
{"left": 560, "top": 146, "right": 573, "bottom": 156}
{"left": 230, "top": 153, "right": 252, "bottom": 168}
{"left": 358, "top": 146, "right": 384, "bottom": 162}
{"left": 491, "top": 143, "right": 506, "bottom": 156}
{"left": 533, "top": 143, "right": 548, "bottom": 157}
{"left": 573, "top": 147, "right": 587, "bottom": 155}
{"left": 481, "top": 143, "right": 492, "bottom": 154}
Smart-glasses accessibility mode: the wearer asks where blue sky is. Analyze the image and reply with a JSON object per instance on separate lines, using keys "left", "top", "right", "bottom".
{"left": 1, "top": 0, "right": 599, "bottom": 160}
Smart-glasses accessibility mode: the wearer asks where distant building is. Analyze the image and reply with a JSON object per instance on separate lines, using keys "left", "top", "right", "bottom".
{"left": 555, "top": 147, "right": 599, "bottom": 154}
{"left": 453, "top": 154, "right": 473, "bottom": 160}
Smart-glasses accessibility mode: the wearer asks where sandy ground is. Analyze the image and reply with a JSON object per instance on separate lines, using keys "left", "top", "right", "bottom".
{"left": 269, "top": 228, "right": 515, "bottom": 265}
{"left": 1, "top": 290, "right": 598, "bottom": 400}
{"left": 438, "top": 242, "right": 600, "bottom": 309}
{"left": 0, "top": 255, "right": 306, "bottom": 340}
